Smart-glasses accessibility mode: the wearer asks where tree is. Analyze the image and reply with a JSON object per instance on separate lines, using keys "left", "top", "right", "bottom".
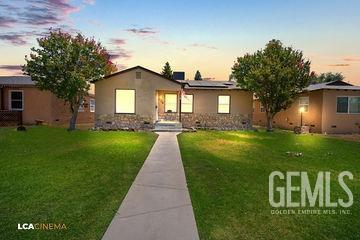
{"left": 312, "top": 72, "right": 344, "bottom": 84}
{"left": 161, "top": 62, "right": 173, "bottom": 79}
{"left": 231, "top": 39, "right": 315, "bottom": 131}
{"left": 194, "top": 70, "right": 202, "bottom": 80}
{"left": 23, "top": 29, "right": 116, "bottom": 131}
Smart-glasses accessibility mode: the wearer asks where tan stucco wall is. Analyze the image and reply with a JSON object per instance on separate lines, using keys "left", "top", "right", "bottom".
{"left": 182, "top": 89, "right": 253, "bottom": 115}
{"left": 253, "top": 91, "right": 323, "bottom": 133}
{"left": 95, "top": 68, "right": 181, "bottom": 121}
{"left": 1, "top": 87, "right": 94, "bottom": 125}
{"left": 2, "top": 87, "right": 53, "bottom": 124}
{"left": 321, "top": 90, "right": 360, "bottom": 134}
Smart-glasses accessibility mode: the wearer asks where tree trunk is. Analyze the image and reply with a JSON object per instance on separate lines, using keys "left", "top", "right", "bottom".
{"left": 266, "top": 112, "right": 274, "bottom": 132}
{"left": 68, "top": 103, "right": 79, "bottom": 131}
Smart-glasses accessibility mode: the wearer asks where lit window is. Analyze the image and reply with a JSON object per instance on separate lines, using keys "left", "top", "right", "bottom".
{"left": 10, "top": 90, "right": 23, "bottom": 110}
{"left": 181, "top": 94, "right": 193, "bottom": 113}
{"left": 90, "top": 98, "right": 95, "bottom": 112}
{"left": 218, "top": 95, "right": 230, "bottom": 113}
{"left": 116, "top": 89, "right": 135, "bottom": 113}
{"left": 165, "top": 94, "right": 177, "bottom": 113}
{"left": 299, "top": 97, "right": 309, "bottom": 112}
{"left": 349, "top": 97, "right": 360, "bottom": 114}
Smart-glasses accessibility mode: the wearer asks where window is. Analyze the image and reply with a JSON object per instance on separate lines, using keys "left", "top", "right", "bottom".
{"left": 116, "top": 89, "right": 135, "bottom": 113}
{"left": 165, "top": 94, "right": 177, "bottom": 113}
{"left": 337, "top": 96, "right": 360, "bottom": 114}
{"left": 260, "top": 103, "right": 265, "bottom": 112}
{"left": 90, "top": 98, "right": 95, "bottom": 112}
{"left": 349, "top": 97, "right": 360, "bottom": 114}
{"left": 299, "top": 97, "right": 309, "bottom": 112}
{"left": 181, "top": 94, "right": 193, "bottom": 113}
{"left": 78, "top": 100, "right": 84, "bottom": 112}
{"left": 218, "top": 95, "right": 230, "bottom": 113}
{"left": 9, "top": 90, "right": 23, "bottom": 110}
{"left": 337, "top": 97, "right": 348, "bottom": 113}
{"left": 136, "top": 72, "right": 141, "bottom": 79}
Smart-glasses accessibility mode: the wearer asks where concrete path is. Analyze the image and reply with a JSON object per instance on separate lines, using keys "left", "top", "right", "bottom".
{"left": 102, "top": 132, "right": 199, "bottom": 240}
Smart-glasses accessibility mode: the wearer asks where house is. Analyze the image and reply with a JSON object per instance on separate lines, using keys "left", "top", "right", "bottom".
{"left": 253, "top": 80, "right": 360, "bottom": 134}
{"left": 93, "top": 66, "right": 253, "bottom": 130}
{"left": 0, "top": 76, "right": 95, "bottom": 126}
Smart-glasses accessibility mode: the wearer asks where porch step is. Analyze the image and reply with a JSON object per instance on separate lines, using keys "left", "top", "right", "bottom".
{"left": 154, "top": 121, "right": 183, "bottom": 132}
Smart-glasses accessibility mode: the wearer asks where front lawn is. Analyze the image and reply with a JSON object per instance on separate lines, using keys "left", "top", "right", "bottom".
{"left": 0, "top": 126, "right": 157, "bottom": 240}
{"left": 178, "top": 131, "right": 360, "bottom": 240}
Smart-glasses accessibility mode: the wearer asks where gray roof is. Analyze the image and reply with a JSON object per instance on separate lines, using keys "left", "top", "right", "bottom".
{"left": 0, "top": 76, "right": 34, "bottom": 86}
{"left": 305, "top": 80, "right": 360, "bottom": 91}
{"left": 178, "top": 80, "right": 242, "bottom": 90}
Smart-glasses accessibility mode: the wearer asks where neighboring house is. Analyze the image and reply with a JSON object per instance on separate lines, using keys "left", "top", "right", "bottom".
{"left": 0, "top": 76, "right": 95, "bottom": 126}
{"left": 93, "top": 66, "right": 253, "bottom": 130}
{"left": 253, "top": 80, "right": 360, "bottom": 134}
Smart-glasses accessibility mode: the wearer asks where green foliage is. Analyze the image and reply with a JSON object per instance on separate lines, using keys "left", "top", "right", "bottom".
{"left": 312, "top": 72, "right": 344, "bottom": 84}
{"left": 231, "top": 39, "right": 315, "bottom": 130}
{"left": 161, "top": 62, "right": 173, "bottom": 79}
{"left": 23, "top": 29, "right": 116, "bottom": 130}
{"left": 194, "top": 70, "right": 202, "bottom": 80}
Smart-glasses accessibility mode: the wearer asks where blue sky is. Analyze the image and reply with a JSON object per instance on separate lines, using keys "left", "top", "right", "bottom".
{"left": 1, "top": 0, "right": 360, "bottom": 84}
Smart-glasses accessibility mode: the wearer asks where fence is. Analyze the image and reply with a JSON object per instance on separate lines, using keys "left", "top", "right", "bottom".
{"left": 0, "top": 110, "right": 22, "bottom": 126}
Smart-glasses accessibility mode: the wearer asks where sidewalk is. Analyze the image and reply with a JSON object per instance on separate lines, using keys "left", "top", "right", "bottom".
{"left": 102, "top": 132, "right": 199, "bottom": 240}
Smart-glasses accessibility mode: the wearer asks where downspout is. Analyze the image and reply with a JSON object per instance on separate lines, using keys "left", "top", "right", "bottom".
{"left": 179, "top": 85, "right": 182, "bottom": 123}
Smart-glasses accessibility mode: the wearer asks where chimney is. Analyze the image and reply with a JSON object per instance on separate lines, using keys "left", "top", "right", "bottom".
{"left": 173, "top": 71, "right": 185, "bottom": 80}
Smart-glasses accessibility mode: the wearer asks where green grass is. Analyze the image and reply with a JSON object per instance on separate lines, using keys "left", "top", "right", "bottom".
{"left": 0, "top": 126, "right": 157, "bottom": 240}
{"left": 178, "top": 130, "right": 360, "bottom": 240}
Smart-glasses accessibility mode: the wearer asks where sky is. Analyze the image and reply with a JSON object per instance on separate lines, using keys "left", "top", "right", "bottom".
{"left": 0, "top": 0, "right": 360, "bottom": 85}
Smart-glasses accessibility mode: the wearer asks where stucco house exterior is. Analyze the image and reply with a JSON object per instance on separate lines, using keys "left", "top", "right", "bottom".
{"left": 253, "top": 80, "right": 360, "bottom": 134}
{"left": 93, "top": 66, "right": 253, "bottom": 130}
{"left": 0, "top": 76, "right": 95, "bottom": 126}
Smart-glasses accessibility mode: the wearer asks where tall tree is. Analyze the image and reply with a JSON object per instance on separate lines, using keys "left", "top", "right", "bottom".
{"left": 194, "top": 70, "right": 202, "bottom": 80}
{"left": 232, "top": 39, "right": 315, "bottom": 131}
{"left": 161, "top": 62, "right": 173, "bottom": 79}
{"left": 312, "top": 72, "right": 344, "bottom": 84}
{"left": 23, "top": 29, "right": 116, "bottom": 130}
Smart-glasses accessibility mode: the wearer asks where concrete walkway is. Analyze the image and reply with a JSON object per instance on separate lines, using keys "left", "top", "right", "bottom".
{"left": 102, "top": 132, "right": 199, "bottom": 240}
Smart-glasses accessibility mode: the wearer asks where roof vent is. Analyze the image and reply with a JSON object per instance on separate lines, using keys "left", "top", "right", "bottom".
{"left": 173, "top": 71, "right": 185, "bottom": 80}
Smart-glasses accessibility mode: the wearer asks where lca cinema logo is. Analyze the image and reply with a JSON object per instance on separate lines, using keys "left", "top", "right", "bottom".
{"left": 17, "top": 223, "right": 67, "bottom": 230}
{"left": 269, "top": 171, "right": 353, "bottom": 215}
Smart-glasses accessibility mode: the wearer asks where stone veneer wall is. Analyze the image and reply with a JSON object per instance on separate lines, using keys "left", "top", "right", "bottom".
{"left": 158, "top": 112, "right": 179, "bottom": 121}
{"left": 96, "top": 113, "right": 252, "bottom": 130}
{"left": 96, "top": 114, "right": 154, "bottom": 130}
{"left": 181, "top": 113, "right": 252, "bottom": 130}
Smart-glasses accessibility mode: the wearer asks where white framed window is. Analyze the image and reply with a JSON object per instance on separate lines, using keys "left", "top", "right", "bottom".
{"left": 181, "top": 94, "right": 193, "bottom": 113}
{"left": 260, "top": 103, "right": 265, "bottom": 112}
{"left": 78, "top": 100, "right": 84, "bottom": 112}
{"left": 218, "top": 95, "right": 230, "bottom": 113}
{"left": 299, "top": 97, "right": 309, "bottom": 113}
{"left": 116, "top": 89, "right": 135, "bottom": 114}
{"left": 165, "top": 93, "right": 177, "bottom": 113}
{"left": 349, "top": 97, "right": 360, "bottom": 114}
{"left": 337, "top": 96, "right": 360, "bottom": 114}
{"left": 89, "top": 98, "right": 95, "bottom": 112}
{"left": 9, "top": 90, "right": 23, "bottom": 110}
